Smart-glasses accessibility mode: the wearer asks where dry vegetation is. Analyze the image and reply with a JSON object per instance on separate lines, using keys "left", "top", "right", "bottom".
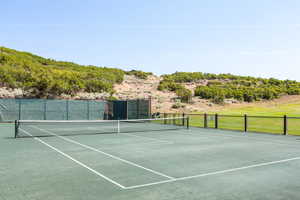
{"left": 1, "top": 46, "right": 300, "bottom": 115}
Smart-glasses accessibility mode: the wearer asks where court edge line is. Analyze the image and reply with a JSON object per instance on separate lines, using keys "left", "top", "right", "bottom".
{"left": 32, "top": 126, "right": 175, "bottom": 180}
{"left": 124, "top": 156, "right": 300, "bottom": 189}
{"left": 19, "top": 128, "right": 126, "bottom": 189}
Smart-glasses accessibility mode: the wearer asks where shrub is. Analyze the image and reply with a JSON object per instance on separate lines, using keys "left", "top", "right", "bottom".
{"left": 287, "top": 88, "right": 300, "bottom": 95}
{"left": 212, "top": 95, "right": 225, "bottom": 104}
{"left": 106, "top": 96, "right": 118, "bottom": 101}
{"left": 207, "top": 80, "right": 223, "bottom": 86}
{"left": 172, "top": 102, "right": 185, "bottom": 109}
{"left": 158, "top": 81, "right": 192, "bottom": 103}
{"left": 157, "top": 81, "right": 183, "bottom": 91}
{"left": 126, "top": 70, "right": 152, "bottom": 79}
{"left": 175, "top": 88, "right": 192, "bottom": 103}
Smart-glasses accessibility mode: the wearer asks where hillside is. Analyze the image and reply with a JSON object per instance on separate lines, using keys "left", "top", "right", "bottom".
{"left": 0, "top": 46, "right": 151, "bottom": 98}
{"left": 1, "top": 46, "right": 300, "bottom": 113}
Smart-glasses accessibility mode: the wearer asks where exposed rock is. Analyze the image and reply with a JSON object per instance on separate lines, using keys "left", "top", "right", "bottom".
{"left": 73, "top": 92, "right": 110, "bottom": 100}
{"left": 0, "top": 87, "right": 24, "bottom": 98}
{"left": 0, "top": 75, "right": 228, "bottom": 112}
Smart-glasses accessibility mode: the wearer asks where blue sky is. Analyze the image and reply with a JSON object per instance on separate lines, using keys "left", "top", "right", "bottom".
{"left": 1, "top": 0, "right": 300, "bottom": 80}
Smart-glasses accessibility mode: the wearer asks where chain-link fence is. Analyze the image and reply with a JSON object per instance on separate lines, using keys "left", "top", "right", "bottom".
{"left": 0, "top": 99, "right": 107, "bottom": 122}
{"left": 127, "top": 99, "right": 151, "bottom": 119}
{"left": 107, "top": 99, "right": 151, "bottom": 120}
{"left": 0, "top": 98, "right": 151, "bottom": 122}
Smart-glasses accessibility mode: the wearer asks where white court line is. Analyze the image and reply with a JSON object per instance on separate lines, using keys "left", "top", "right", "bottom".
{"left": 125, "top": 156, "right": 300, "bottom": 189}
{"left": 31, "top": 126, "right": 175, "bottom": 180}
{"left": 120, "top": 132, "right": 174, "bottom": 144}
{"left": 19, "top": 128, "right": 126, "bottom": 189}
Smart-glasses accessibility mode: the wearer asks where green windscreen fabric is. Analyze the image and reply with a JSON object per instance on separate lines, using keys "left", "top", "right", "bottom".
{"left": 0, "top": 99, "right": 19, "bottom": 121}
{"left": 138, "top": 99, "right": 150, "bottom": 119}
{"left": 0, "top": 99, "right": 106, "bottom": 121}
{"left": 68, "top": 100, "right": 88, "bottom": 120}
{"left": 127, "top": 99, "right": 150, "bottom": 119}
{"left": 45, "top": 100, "right": 68, "bottom": 120}
{"left": 20, "top": 99, "right": 45, "bottom": 120}
{"left": 112, "top": 101, "right": 127, "bottom": 120}
{"left": 0, "top": 98, "right": 149, "bottom": 122}
{"left": 127, "top": 100, "right": 138, "bottom": 119}
{"left": 89, "top": 100, "right": 107, "bottom": 120}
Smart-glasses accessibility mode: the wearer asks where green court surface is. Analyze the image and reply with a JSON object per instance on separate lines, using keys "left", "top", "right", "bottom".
{"left": 1, "top": 123, "right": 300, "bottom": 200}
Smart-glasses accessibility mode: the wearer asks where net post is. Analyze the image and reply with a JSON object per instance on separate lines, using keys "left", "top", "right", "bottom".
{"left": 283, "top": 115, "right": 287, "bottom": 135}
{"left": 164, "top": 113, "right": 167, "bottom": 124}
{"left": 215, "top": 114, "right": 218, "bottom": 129}
{"left": 14, "top": 120, "right": 19, "bottom": 138}
{"left": 204, "top": 113, "right": 208, "bottom": 128}
{"left": 117, "top": 120, "right": 120, "bottom": 134}
{"left": 244, "top": 114, "right": 248, "bottom": 132}
{"left": 182, "top": 113, "right": 185, "bottom": 126}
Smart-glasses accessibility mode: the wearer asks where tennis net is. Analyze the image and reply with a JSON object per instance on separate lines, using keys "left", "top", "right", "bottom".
{"left": 14, "top": 117, "right": 189, "bottom": 138}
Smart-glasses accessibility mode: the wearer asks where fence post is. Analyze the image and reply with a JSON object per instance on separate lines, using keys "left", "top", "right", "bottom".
{"left": 187, "top": 116, "right": 190, "bottom": 129}
{"left": 204, "top": 113, "right": 208, "bottom": 128}
{"left": 283, "top": 115, "right": 287, "bottom": 135}
{"left": 18, "top": 100, "right": 22, "bottom": 120}
{"left": 136, "top": 99, "right": 140, "bottom": 119}
{"left": 173, "top": 113, "right": 176, "bottom": 125}
{"left": 66, "top": 100, "right": 69, "bottom": 120}
{"left": 87, "top": 100, "right": 90, "bottom": 120}
{"left": 149, "top": 96, "right": 152, "bottom": 119}
{"left": 215, "top": 114, "right": 218, "bottom": 129}
{"left": 44, "top": 100, "right": 47, "bottom": 120}
{"left": 244, "top": 114, "right": 248, "bottom": 132}
{"left": 125, "top": 99, "right": 129, "bottom": 119}
{"left": 164, "top": 113, "right": 167, "bottom": 124}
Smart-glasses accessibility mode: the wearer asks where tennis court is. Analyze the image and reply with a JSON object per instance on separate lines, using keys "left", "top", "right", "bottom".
{"left": 1, "top": 118, "right": 300, "bottom": 200}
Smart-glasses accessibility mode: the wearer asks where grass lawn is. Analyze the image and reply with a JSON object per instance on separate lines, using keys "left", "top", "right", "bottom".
{"left": 188, "top": 96, "right": 300, "bottom": 136}
{"left": 217, "top": 103, "right": 300, "bottom": 117}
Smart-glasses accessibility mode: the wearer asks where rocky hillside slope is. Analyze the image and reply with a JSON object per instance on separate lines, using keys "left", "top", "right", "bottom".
{"left": 113, "top": 75, "right": 235, "bottom": 113}
{"left": 1, "top": 46, "right": 300, "bottom": 113}
{"left": 0, "top": 74, "right": 230, "bottom": 113}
